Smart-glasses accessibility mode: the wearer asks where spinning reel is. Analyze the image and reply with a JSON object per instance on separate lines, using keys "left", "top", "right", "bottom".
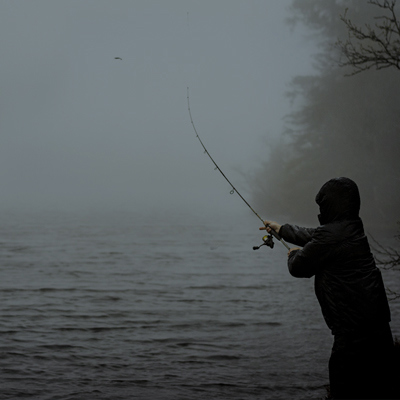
{"left": 253, "top": 234, "right": 275, "bottom": 250}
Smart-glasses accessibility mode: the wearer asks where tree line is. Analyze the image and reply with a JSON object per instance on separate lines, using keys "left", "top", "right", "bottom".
{"left": 251, "top": 0, "right": 400, "bottom": 231}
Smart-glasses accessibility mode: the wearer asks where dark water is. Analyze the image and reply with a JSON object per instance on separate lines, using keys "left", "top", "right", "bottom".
{"left": 0, "top": 209, "right": 398, "bottom": 400}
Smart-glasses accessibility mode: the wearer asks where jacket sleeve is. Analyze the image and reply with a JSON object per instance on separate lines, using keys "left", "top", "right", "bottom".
{"left": 279, "top": 224, "right": 316, "bottom": 247}
{"left": 287, "top": 228, "right": 330, "bottom": 278}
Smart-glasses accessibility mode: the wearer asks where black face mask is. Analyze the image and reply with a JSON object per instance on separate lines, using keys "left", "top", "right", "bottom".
{"left": 315, "top": 177, "right": 360, "bottom": 225}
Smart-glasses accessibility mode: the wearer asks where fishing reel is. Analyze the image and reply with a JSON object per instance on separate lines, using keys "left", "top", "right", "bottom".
{"left": 253, "top": 234, "right": 275, "bottom": 250}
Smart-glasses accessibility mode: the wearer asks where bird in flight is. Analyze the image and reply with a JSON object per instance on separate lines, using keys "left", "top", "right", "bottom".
{"left": 114, "top": 57, "right": 122, "bottom": 60}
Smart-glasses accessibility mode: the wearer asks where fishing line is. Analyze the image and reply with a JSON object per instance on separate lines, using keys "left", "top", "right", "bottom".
{"left": 186, "top": 87, "right": 290, "bottom": 251}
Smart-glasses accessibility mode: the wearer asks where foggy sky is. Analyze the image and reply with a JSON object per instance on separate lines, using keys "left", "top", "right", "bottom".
{"left": 0, "top": 0, "right": 315, "bottom": 217}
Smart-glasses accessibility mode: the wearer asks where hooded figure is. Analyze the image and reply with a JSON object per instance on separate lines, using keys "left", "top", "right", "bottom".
{"left": 276, "top": 177, "right": 396, "bottom": 399}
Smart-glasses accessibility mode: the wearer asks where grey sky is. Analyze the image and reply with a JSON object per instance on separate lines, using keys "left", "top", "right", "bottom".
{"left": 0, "top": 1, "right": 315, "bottom": 216}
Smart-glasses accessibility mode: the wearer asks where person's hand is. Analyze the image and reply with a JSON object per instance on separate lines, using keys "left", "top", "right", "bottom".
{"left": 288, "top": 247, "right": 300, "bottom": 256}
{"left": 259, "top": 220, "right": 281, "bottom": 234}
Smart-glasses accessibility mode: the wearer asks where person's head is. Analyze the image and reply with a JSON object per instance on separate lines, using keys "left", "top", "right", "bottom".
{"left": 315, "top": 177, "right": 360, "bottom": 225}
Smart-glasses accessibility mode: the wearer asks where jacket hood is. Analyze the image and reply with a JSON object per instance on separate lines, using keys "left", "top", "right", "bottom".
{"left": 315, "top": 177, "right": 360, "bottom": 225}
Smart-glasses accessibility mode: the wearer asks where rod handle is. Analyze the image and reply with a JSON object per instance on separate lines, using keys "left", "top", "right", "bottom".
{"left": 265, "top": 224, "right": 291, "bottom": 251}
{"left": 265, "top": 224, "right": 281, "bottom": 240}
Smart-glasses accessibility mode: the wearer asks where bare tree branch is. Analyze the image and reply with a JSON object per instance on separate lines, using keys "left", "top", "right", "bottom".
{"left": 385, "top": 286, "right": 400, "bottom": 301}
{"left": 336, "top": 0, "right": 400, "bottom": 75}
{"left": 370, "top": 234, "right": 400, "bottom": 270}
{"left": 370, "top": 233, "right": 400, "bottom": 301}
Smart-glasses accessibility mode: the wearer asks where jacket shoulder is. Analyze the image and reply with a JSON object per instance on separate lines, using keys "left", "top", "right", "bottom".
{"left": 312, "top": 225, "right": 337, "bottom": 244}
{"left": 313, "top": 220, "right": 364, "bottom": 244}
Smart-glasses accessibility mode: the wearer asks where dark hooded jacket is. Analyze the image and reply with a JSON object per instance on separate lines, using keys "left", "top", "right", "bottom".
{"left": 279, "top": 177, "right": 391, "bottom": 336}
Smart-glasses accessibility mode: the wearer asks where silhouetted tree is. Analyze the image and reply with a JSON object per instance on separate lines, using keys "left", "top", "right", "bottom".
{"left": 335, "top": 1, "right": 400, "bottom": 301}
{"left": 337, "top": 0, "right": 400, "bottom": 75}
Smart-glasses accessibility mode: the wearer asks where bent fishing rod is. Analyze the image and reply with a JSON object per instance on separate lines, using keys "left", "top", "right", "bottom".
{"left": 186, "top": 87, "right": 290, "bottom": 251}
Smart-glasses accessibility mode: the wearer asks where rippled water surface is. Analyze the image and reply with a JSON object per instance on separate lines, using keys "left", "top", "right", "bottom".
{"left": 0, "top": 210, "right": 398, "bottom": 400}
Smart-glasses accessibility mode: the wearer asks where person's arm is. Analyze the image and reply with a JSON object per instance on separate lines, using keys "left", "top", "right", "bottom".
{"left": 260, "top": 220, "right": 315, "bottom": 247}
{"left": 287, "top": 228, "right": 330, "bottom": 278}
{"left": 280, "top": 224, "right": 316, "bottom": 247}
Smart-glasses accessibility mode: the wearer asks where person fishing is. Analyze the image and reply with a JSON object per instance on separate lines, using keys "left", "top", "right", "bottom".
{"left": 260, "top": 177, "right": 397, "bottom": 399}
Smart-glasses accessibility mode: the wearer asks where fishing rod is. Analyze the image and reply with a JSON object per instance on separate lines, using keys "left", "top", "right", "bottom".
{"left": 186, "top": 87, "right": 290, "bottom": 251}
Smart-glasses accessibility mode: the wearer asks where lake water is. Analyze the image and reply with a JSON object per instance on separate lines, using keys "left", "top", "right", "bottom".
{"left": 0, "top": 209, "right": 398, "bottom": 400}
